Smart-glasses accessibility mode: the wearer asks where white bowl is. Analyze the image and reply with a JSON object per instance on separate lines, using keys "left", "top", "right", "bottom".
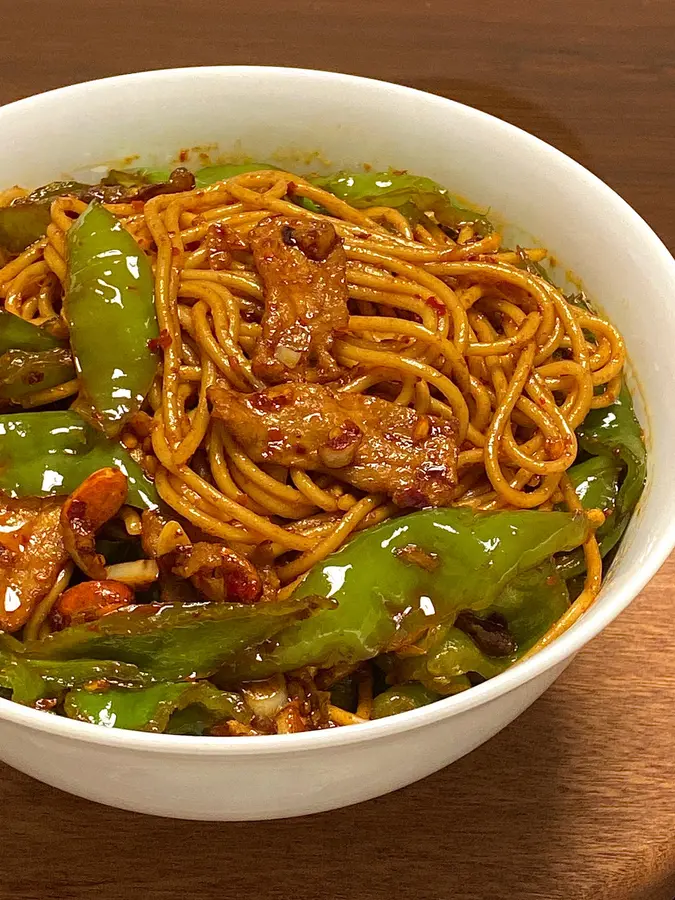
{"left": 1, "top": 67, "right": 673, "bottom": 821}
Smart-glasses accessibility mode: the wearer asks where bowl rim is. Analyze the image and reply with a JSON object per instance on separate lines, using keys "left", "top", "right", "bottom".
{"left": 1, "top": 64, "right": 673, "bottom": 755}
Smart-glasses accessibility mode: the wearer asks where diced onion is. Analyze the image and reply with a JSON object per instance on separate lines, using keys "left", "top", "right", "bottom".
{"left": 274, "top": 345, "right": 302, "bottom": 368}
{"left": 242, "top": 675, "right": 289, "bottom": 719}
{"left": 156, "top": 520, "right": 191, "bottom": 556}
{"left": 105, "top": 559, "right": 159, "bottom": 588}
{"left": 318, "top": 443, "right": 358, "bottom": 468}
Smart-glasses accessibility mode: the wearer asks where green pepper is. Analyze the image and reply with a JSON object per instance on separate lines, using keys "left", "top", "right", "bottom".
{"left": 102, "top": 168, "right": 171, "bottom": 187}
{"left": 0, "top": 204, "right": 52, "bottom": 255}
{"left": 310, "top": 170, "right": 492, "bottom": 235}
{"left": 0, "top": 182, "right": 92, "bottom": 254}
{"left": 576, "top": 384, "right": 646, "bottom": 521}
{"left": 64, "top": 681, "right": 249, "bottom": 733}
{"left": 394, "top": 557, "right": 571, "bottom": 693}
{"left": 329, "top": 675, "right": 358, "bottom": 712}
{"left": 0, "top": 638, "right": 148, "bottom": 705}
{"left": 216, "top": 508, "right": 590, "bottom": 683}
{"left": 568, "top": 454, "right": 622, "bottom": 513}
{"left": 23, "top": 594, "right": 330, "bottom": 682}
{"left": 556, "top": 456, "right": 623, "bottom": 579}
{"left": 510, "top": 247, "right": 553, "bottom": 284}
{"left": 65, "top": 202, "right": 159, "bottom": 437}
{"left": 23, "top": 181, "right": 92, "bottom": 204}
{"left": 395, "top": 627, "right": 511, "bottom": 694}
{"left": 557, "top": 386, "right": 647, "bottom": 579}
{"left": 164, "top": 703, "right": 221, "bottom": 735}
{"left": 0, "top": 310, "right": 65, "bottom": 354}
{"left": 104, "top": 165, "right": 270, "bottom": 191}
{"left": 0, "top": 312, "right": 74, "bottom": 404}
{"left": 0, "top": 348, "right": 75, "bottom": 404}
{"left": 0, "top": 410, "right": 159, "bottom": 509}
{"left": 372, "top": 683, "right": 441, "bottom": 719}
{"left": 489, "top": 561, "right": 569, "bottom": 651}
{"left": 194, "top": 163, "right": 278, "bottom": 188}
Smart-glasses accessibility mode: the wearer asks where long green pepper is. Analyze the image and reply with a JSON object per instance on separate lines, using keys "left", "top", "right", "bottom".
{"left": 0, "top": 410, "right": 159, "bottom": 509}
{"left": 65, "top": 202, "right": 159, "bottom": 437}
{"left": 216, "top": 508, "right": 590, "bottom": 682}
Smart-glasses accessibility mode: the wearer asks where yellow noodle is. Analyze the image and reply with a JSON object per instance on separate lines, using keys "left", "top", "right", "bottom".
{"left": 290, "top": 469, "right": 339, "bottom": 512}
{"left": 20, "top": 378, "right": 79, "bottom": 408}
{"left": 0, "top": 166, "right": 632, "bottom": 672}
{"left": 23, "top": 561, "right": 75, "bottom": 641}
{"left": 278, "top": 495, "right": 383, "bottom": 583}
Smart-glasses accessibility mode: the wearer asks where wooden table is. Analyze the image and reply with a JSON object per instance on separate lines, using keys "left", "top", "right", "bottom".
{"left": 1, "top": 2, "right": 674, "bottom": 898}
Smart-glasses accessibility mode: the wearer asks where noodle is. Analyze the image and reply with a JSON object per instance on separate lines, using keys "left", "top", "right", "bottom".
{"left": 2, "top": 167, "right": 630, "bottom": 661}
{"left": 22, "top": 561, "right": 75, "bottom": 642}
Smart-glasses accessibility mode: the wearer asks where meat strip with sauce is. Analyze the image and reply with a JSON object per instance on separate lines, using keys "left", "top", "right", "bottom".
{"left": 249, "top": 216, "right": 349, "bottom": 383}
{"left": 0, "top": 496, "right": 69, "bottom": 632}
{"left": 208, "top": 382, "right": 459, "bottom": 507}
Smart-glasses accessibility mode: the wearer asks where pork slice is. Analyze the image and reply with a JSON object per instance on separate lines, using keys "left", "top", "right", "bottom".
{"left": 208, "top": 382, "right": 459, "bottom": 508}
{"left": 0, "top": 495, "right": 68, "bottom": 632}
{"left": 250, "top": 216, "right": 349, "bottom": 384}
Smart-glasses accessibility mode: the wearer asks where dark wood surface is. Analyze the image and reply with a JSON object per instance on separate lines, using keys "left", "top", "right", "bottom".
{"left": 1, "top": 2, "right": 674, "bottom": 898}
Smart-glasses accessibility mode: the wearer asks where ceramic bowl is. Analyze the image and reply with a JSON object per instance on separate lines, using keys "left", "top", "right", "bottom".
{"left": 0, "top": 67, "right": 673, "bottom": 820}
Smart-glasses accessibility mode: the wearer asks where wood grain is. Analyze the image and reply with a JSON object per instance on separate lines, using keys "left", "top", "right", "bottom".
{"left": 0, "top": 2, "right": 674, "bottom": 898}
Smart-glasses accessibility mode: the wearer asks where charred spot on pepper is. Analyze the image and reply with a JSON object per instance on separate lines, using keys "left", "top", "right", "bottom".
{"left": 33, "top": 697, "right": 59, "bottom": 711}
{"left": 393, "top": 543, "right": 440, "bottom": 571}
{"left": 454, "top": 610, "right": 517, "bottom": 658}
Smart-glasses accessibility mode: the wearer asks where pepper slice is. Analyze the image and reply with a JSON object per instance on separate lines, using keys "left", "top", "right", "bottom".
{"left": 395, "top": 626, "right": 512, "bottom": 694}
{"left": 101, "top": 168, "right": 171, "bottom": 188}
{"left": 557, "top": 385, "right": 647, "bottom": 580}
{"left": 22, "top": 594, "right": 331, "bottom": 683}
{"left": 371, "top": 683, "right": 441, "bottom": 719}
{"left": 216, "top": 508, "right": 591, "bottom": 682}
{"left": 0, "top": 310, "right": 65, "bottom": 354}
{"left": 0, "top": 410, "right": 159, "bottom": 509}
{"left": 0, "top": 348, "right": 75, "bottom": 404}
{"left": 311, "top": 170, "right": 492, "bottom": 235}
{"left": 556, "top": 455, "right": 623, "bottom": 579}
{"left": 64, "top": 681, "right": 250, "bottom": 733}
{"left": 576, "top": 383, "right": 646, "bottom": 523}
{"left": 0, "top": 311, "right": 74, "bottom": 404}
{"left": 65, "top": 202, "right": 159, "bottom": 436}
{"left": 0, "top": 641, "right": 147, "bottom": 706}
{"left": 0, "top": 182, "right": 92, "bottom": 254}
